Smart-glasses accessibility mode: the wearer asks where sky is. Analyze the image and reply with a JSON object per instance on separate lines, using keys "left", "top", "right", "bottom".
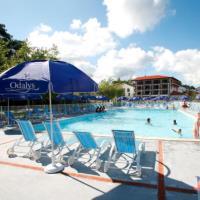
{"left": 0, "top": 0, "right": 200, "bottom": 86}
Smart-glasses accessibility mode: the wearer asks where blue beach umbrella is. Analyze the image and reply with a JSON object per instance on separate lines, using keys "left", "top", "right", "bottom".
{"left": 81, "top": 95, "right": 97, "bottom": 101}
{"left": 129, "top": 96, "right": 142, "bottom": 101}
{"left": 117, "top": 96, "right": 128, "bottom": 101}
{"left": 0, "top": 94, "right": 42, "bottom": 101}
{"left": 142, "top": 97, "right": 149, "bottom": 101}
{"left": 142, "top": 97, "right": 154, "bottom": 101}
{"left": 196, "top": 95, "right": 200, "bottom": 100}
{"left": 0, "top": 60, "right": 98, "bottom": 173}
{"left": 56, "top": 93, "right": 81, "bottom": 101}
{"left": 179, "top": 95, "right": 189, "bottom": 101}
{"left": 153, "top": 96, "right": 169, "bottom": 101}
{"left": 96, "top": 96, "right": 109, "bottom": 101}
{"left": 169, "top": 96, "right": 179, "bottom": 101}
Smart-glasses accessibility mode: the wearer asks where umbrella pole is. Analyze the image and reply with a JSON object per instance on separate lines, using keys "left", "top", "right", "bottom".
{"left": 44, "top": 82, "right": 64, "bottom": 174}
{"left": 7, "top": 98, "right": 9, "bottom": 126}
{"left": 49, "top": 83, "right": 55, "bottom": 165}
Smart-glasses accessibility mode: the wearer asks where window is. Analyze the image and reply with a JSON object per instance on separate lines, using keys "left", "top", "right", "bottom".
{"left": 153, "top": 80, "right": 160, "bottom": 84}
{"left": 127, "top": 88, "right": 130, "bottom": 92}
{"left": 162, "top": 85, "right": 168, "bottom": 89}
{"left": 145, "top": 86, "right": 150, "bottom": 90}
{"left": 138, "top": 81, "right": 143, "bottom": 85}
{"left": 162, "top": 79, "right": 168, "bottom": 83}
{"left": 161, "top": 90, "right": 168, "bottom": 94}
{"left": 153, "top": 91, "right": 159, "bottom": 95}
{"left": 145, "top": 91, "right": 150, "bottom": 95}
{"left": 153, "top": 85, "right": 159, "bottom": 89}
{"left": 145, "top": 80, "right": 151, "bottom": 84}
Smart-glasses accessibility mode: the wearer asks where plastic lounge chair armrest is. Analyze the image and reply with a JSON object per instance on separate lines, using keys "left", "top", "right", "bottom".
{"left": 99, "top": 139, "right": 110, "bottom": 150}
{"left": 108, "top": 142, "right": 115, "bottom": 159}
{"left": 138, "top": 142, "right": 145, "bottom": 152}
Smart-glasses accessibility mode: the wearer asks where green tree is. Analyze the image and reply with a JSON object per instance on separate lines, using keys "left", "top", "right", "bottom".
{"left": 0, "top": 24, "right": 59, "bottom": 73}
{"left": 98, "top": 79, "right": 124, "bottom": 99}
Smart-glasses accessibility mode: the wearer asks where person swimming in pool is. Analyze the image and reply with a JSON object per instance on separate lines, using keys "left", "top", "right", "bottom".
{"left": 146, "top": 118, "right": 152, "bottom": 125}
{"left": 172, "top": 128, "right": 182, "bottom": 135}
{"left": 173, "top": 120, "right": 177, "bottom": 125}
{"left": 96, "top": 106, "right": 100, "bottom": 112}
{"left": 101, "top": 105, "right": 106, "bottom": 112}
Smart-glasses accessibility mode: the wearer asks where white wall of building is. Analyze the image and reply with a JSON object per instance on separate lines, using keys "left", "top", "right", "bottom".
{"left": 178, "top": 86, "right": 187, "bottom": 93}
{"left": 122, "top": 84, "right": 135, "bottom": 97}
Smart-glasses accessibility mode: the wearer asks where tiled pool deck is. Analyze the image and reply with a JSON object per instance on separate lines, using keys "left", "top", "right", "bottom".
{"left": 0, "top": 127, "right": 200, "bottom": 200}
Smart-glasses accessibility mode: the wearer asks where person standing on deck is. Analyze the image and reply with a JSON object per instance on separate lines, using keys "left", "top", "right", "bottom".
{"left": 193, "top": 113, "right": 200, "bottom": 139}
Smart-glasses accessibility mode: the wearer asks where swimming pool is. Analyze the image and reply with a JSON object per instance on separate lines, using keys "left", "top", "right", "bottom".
{"left": 55, "top": 108, "right": 194, "bottom": 139}
{"left": 34, "top": 108, "right": 195, "bottom": 139}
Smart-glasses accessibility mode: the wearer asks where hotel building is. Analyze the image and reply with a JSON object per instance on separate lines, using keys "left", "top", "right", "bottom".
{"left": 132, "top": 75, "right": 181, "bottom": 97}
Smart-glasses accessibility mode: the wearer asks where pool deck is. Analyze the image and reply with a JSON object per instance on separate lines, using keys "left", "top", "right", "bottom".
{"left": 0, "top": 127, "right": 200, "bottom": 200}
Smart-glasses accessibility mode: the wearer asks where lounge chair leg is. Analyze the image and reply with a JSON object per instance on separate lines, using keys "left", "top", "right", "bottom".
{"left": 95, "top": 148, "right": 102, "bottom": 170}
{"left": 104, "top": 161, "right": 110, "bottom": 173}
{"left": 68, "top": 145, "right": 82, "bottom": 166}
{"left": 136, "top": 151, "right": 142, "bottom": 176}
{"left": 104, "top": 144, "right": 115, "bottom": 173}
{"left": 7, "top": 147, "right": 16, "bottom": 158}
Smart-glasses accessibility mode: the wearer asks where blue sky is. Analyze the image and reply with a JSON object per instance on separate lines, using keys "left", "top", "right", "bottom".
{"left": 0, "top": 0, "right": 200, "bottom": 86}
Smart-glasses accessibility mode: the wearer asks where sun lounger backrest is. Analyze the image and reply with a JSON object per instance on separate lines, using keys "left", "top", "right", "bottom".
{"left": 44, "top": 121, "right": 65, "bottom": 146}
{"left": 74, "top": 131, "right": 97, "bottom": 149}
{"left": 5, "top": 111, "right": 15, "bottom": 121}
{"left": 17, "top": 120, "right": 37, "bottom": 142}
{"left": 112, "top": 130, "right": 136, "bottom": 154}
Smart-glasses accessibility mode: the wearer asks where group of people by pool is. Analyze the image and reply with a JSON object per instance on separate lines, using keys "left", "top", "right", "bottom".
{"left": 96, "top": 105, "right": 106, "bottom": 113}
{"left": 146, "top": 117, "right": 182, "bottom": 135}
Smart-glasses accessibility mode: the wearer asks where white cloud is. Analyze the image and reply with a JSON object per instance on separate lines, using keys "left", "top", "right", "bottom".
{"left": 27, "top": 16, "right": 200, "bottom": 87}
{"left": 67, "top": 58, "right": 96, "bottom": 77}
{"left": 93, "top": 46, "right": 154, "bottom": 82}
{"left": 37, "top": 23, "right": 52, "bottom": 33}
{"left": 92, "top": 45, "right": 200, "bottom": 86}
{"left": 28, "top": 18, "right": 117, "bottom": 60}
{"left": 103, "top": 0, "right": 169, "bottom": 37}
{"left": 70, "top": 19, "right": 82, "bottom": 29}
{"left": 153, "top": 47, "right": 200, "bottom": 85}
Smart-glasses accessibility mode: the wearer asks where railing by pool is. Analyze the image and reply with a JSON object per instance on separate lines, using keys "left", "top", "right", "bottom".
{"left": 0, "top": 101, "right": 199, "bottom": 127}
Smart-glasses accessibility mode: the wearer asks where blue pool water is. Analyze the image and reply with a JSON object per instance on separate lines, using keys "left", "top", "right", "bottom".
{"left": 56, "top": 108, "right": 194, "bottom": 139}
{"left": 34, "top": 108, "right": 195, "bottom": 138}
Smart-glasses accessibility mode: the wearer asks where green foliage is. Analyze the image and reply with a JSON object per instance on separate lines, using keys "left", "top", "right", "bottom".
{"left": 0, "top": 24, "right": 59, "bottom": 74}
{"left": 182, "top": 84, "right": 196, "bottom": 90}
{"left": 187, "top": 90, "right": 196, "bottom": 100}
{"left": 0, "top": 24, "right": 12, "bottom": 40}
{"left": 98, "top": 79, "right": 124, "bottom": 99}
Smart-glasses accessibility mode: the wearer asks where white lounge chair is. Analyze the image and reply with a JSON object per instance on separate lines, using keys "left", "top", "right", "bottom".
{"left": 104, "top": 130, "right": 145, "bottom": 176}
{"left": 7, "top": 120, "right": 45, "bottom": 160}
{"left": 68, "top": 131, "right": 110, "bottom": 170}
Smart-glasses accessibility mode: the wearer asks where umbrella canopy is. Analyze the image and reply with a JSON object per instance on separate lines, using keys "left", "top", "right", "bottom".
{"left": 81, "top": 95, "right": 97, "bottom": 101}
{"left": 152, "top": 96, "right": 169, "bottom": 101}
{"left": 179, "top": 95, "right": 189, "bottom": 101}
{"left": 169, "top": 96, "right": 179, "bottom": 101}
{"left": 0, "top": 60, "right": 98, "bottom": 94}
{"left": 117, "top": 96, "right": 128, "bottom": 101}
{"left": 142, "top": 97, "right": 154, "bottom": 101}
{"left": 96, "top": 96, "right": 109, "bottom": 101}
{"left": 196, "top": 95, "right": 200, "bottom": 100}
{"left": 0, "top": 94, "right": 42, "bottom": 101}
{"left": 56, "top": 93, "right": 81, "bottom": 101}
{"left": 129, "top": 96, "right": 142, "bottom": 101}
{"left": 0, "top": 60, "right": 98, "bottom": 173}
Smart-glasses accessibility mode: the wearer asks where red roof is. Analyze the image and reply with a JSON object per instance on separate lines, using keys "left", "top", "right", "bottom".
{"left": 134, "top": 75, "right": 170, "bottom": 81}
